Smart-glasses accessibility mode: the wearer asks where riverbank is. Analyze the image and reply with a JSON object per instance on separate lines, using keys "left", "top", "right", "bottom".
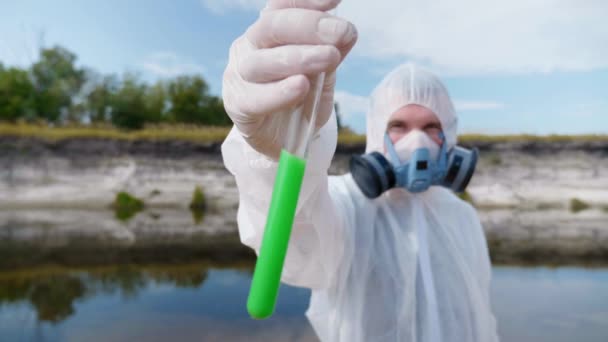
{"left": 1, "top": 132, "right": 608, "bottom": 266}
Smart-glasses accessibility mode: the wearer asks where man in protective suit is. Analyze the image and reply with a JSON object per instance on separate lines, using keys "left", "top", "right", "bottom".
{"left": 221, "top": 1, "right": 500, "bottom": 341}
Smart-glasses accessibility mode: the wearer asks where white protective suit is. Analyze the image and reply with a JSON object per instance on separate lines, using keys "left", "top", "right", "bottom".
{"left": 222, "top": 63, "right": 499, "bottom": 342}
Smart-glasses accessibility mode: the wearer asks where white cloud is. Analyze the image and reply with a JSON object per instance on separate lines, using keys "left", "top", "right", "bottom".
{"left": 454, "top": 101, "right": 504, "bottom": 111}
{"left": 141, "top": 52, "right": 205, "bottom": 78}
{"left": 200, "top": 0, "right": 265, "bottom": 14}
{"left": 203, "top": 0, "right": 608, "bottom": 75}
{"left": 334, "top": 90, "right": 369, "bottom": 119}
{"left": 345, "top": 0, "right": 608, "bottom": 74}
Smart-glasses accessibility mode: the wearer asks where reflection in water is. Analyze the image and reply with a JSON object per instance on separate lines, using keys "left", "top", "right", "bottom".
{"left": 0, "top": 265, "right": 607, "bottom": 341}
{"left": 29, "top": 275, "right": 86, "bottom": 323}
{"left": 0, "top": 273, "right": 87, "bottom": 323}
{"left": 0, "top": 263, "right": 214, "bottom": 324}
{"left": 191, "top": 208, "right": 205, "bottom": 225}
{"left": 0, "top": 263, "right": 315, "bottom": 342}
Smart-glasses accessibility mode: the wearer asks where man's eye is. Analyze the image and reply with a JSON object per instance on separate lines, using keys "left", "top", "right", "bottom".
{"left": 388, "top": 125, "right": 406, "bottom": 133}
{"left": 388, "top": 122, "right": 405, "bottom": 129}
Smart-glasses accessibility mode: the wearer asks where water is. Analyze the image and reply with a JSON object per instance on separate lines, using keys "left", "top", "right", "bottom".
{"left": 491, "top": 266, "right": 608, "bottom": 342}
{"left": 0, "top": 264, "right": 607, "bottom": 342}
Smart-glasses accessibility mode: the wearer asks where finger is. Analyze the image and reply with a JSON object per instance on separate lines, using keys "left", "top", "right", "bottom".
{"left": 246, "top": 9, "right": 357, "bottom": 50}
{"left": 238, "top": 45, "right": 341, "bottom": 83}
{"left": 264, "top": 0, "right": 341, "bottom": 11}
{"left": 224, "top": 68, "right": 310, "bottom": 122}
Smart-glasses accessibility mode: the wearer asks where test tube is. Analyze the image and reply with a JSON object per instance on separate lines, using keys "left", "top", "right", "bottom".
{"left": 246, "top": 70, "right": 327, "bottom": 319}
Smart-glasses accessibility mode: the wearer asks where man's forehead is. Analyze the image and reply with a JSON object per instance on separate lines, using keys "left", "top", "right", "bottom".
{"left": 387, "top": 104, "right": 440, "bottom": 124}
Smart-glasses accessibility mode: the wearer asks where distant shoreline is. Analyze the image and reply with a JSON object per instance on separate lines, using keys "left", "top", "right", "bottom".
{"left": 2, "top": 124, "right": 608, "bottom": 158}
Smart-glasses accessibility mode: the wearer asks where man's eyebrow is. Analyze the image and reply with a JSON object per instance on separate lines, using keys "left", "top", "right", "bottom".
{"left": 423, "top": 121, "right": 442, "bottom": 128}
{"left": 387, "top": 120, "right": 406, "bottom": 127}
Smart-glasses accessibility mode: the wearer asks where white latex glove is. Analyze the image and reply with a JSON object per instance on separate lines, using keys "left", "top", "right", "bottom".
{"left": 222, "top": 0, "right": 357, "bottom": 159}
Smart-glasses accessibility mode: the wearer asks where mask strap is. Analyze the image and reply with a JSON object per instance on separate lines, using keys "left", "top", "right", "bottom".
{"left": 434, "top": 131, "right": 446, "bottom": 168}
{"left": 384, "top": 133, "right": 402, "bottom": 165}
{"left": 438, "top": 131, "right": 445, "bottom": 144}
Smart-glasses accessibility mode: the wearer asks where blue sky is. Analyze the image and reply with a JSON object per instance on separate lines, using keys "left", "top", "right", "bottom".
{"left": 1, "top": 0, "right": 606, "bottom": 135}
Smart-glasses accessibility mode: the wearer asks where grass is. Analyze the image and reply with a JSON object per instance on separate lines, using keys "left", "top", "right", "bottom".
{"left": 457, "top": 191, "right": 474, "bottom": 204}
{"left": 337, "top": 131, "right": 366, "bottom": 145}
{"left": 189, "top": 186, "right": 207, "bottom": 224}
{"left": 3, "top": 123, "right": 608, "bottom": 145}
{"left": 570, "top": 198, "right": 591, "bottom": 213}
{"left": 334, "top": 132, "right": 608, "bottom": 145}
{"left": 0, "top": 122, "right": 230, "bottom": 143}
{"left": 189, "top": 186, "right": 206, "bottom": 211}
{"left": 458, "top": 133, "right": 608, "bottom": 143}
{"left": 111, "top": 191, "right": 145, "bottom": 221}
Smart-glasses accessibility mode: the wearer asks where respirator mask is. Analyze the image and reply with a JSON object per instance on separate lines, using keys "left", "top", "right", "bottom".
{"left": 349, "top": 130, "right": 478, "bottom": 199}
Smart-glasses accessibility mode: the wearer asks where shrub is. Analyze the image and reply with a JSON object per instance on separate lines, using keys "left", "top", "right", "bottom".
{"left": 570, "top": 198, "right": 590, "bottom": 213}
{"left": 112, "top": 191, "right": 144, "bottom": 221}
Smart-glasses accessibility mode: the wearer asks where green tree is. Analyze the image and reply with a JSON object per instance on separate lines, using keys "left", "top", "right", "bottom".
{"left": 1, "top": 45, "right": 230, "bottom": 128}
{"left": 30, "top": 46, "right": 86, "bottom": 123}
{"left": 144, "top": 80, "right": 168, "bottom": 123}
{"left": 109, "top": 75, "right": 149, "bottom": 130}
{"left": 204, "top": 96, "right": 231, "bottom": 126}
{"left": 167, "top": 75, "right": 209, "bottom": 124}
{"left": 167, "top": 75, "right": 230, "bottom": 125}
{"left": 109, "top": 75, "right": 167, "bottom": 129}
{"left": 86, "top": 75, "right": 117, "bottom": 123}
{"left": 0, "top": 64, "right": 36, "bottom": 122}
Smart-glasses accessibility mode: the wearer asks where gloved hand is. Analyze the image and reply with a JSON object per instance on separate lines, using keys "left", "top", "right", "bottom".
{"left": 222, "top": 0, "right": 357, "bottom": 159}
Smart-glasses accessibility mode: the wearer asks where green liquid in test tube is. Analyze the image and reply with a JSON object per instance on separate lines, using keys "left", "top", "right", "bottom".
{"left": 247, "top": 68, "right": 327, "bottom": 319}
